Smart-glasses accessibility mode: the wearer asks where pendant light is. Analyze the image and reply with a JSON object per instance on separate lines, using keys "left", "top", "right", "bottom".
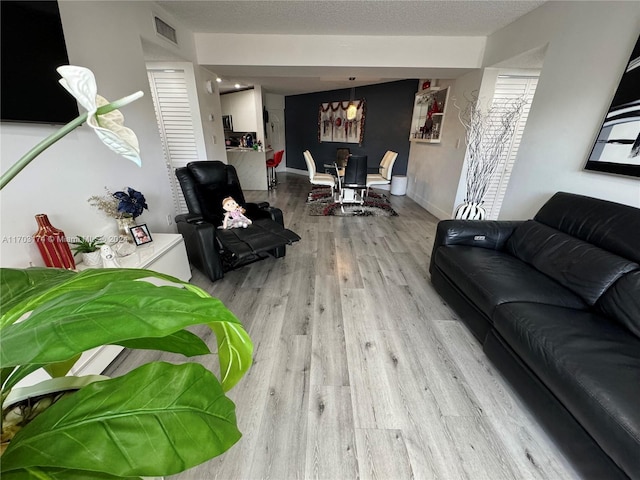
{"left": 346, "top": 81, "right": 357, "bottom": 120}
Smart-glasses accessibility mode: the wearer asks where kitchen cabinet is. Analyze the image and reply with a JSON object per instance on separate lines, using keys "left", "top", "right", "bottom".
{"left": 409, "top": 87, "right": 449, "bottom": 144}
{"left": 220, "top": 90, "right": 259, "bottom": 132}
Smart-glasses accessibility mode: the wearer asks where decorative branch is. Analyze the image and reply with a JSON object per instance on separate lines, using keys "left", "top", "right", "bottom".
{"left": 455, "top": 91, "right": 527, "bottom": 204}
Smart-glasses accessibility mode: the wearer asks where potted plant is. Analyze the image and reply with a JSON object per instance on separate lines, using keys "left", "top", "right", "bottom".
{"left": 0, "top": 66, "right": 253, "bottom": 478}
{"left": 70, "top": 235, "right": 105, "bottom": 266}
{"left": 454, "top": 91, "right": 527, "bottom": 219}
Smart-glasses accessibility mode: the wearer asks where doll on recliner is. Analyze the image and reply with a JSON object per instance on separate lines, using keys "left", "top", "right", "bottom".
{"left": 221, "top": 196, "right": 253, "bottom": 229}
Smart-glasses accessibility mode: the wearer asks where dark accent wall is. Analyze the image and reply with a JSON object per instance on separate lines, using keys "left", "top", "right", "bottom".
{"left": 285, "top": 79, "right": 417, "bottom": 175}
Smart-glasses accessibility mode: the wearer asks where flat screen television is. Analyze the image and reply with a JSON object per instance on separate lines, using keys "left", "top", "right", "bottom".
{"left": 1, "top": 1, "right": 79, "bottom": 124}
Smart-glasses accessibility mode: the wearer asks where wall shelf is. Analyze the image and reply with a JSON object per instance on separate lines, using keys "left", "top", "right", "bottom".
{"left": 409, "top": 87, "right": 450, "bottom": 144}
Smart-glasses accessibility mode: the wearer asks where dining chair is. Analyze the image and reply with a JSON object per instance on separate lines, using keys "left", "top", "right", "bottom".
{"left": 337, "top": 154, "right": 368, "bottom": 211}
{"left": 366, "top": 150, "right": 398, "bottom": 196}
{"left": 303, "top": 150, "right": 336, "bottom": 196}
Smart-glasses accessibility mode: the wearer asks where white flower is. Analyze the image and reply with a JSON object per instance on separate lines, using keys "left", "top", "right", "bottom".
{"left": 57, "top": 65, "right": 142, "bottom": 166}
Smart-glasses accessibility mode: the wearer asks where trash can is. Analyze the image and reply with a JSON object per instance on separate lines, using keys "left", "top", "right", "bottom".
{"left": 390, "top": 175, "right": 408, "bottom": 196}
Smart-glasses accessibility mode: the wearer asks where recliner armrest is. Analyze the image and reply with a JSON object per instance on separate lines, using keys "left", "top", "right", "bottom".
{"left": 254, "top": 201, "right": 270, "bottom": 209}
{"left": 175, "top": 213, "right": 205, "bottom": 224}
{"left": 433, "top": 219, "right": 524, "bottom": 251}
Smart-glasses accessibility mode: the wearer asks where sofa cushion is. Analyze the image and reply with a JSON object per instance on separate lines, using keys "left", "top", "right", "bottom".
{"left": 597, "top": 271, "right": 640, "bottom": 339}
{"left": 493, "top": 302, "right": 640, "bottom": 477}
{"left": 434, "top": 246, "right": 586, "bottom": 318}
{"left": 535, "top": 192, "right": 640, "bottom": 264}
{"left": 506, "top": 221, "right": 638, "bottom": 305}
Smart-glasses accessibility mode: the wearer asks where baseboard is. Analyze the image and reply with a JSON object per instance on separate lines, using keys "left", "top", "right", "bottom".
{"left": 407, "top": 190, "right": 452, "bottom": 220}
{"left": 285, "top": 167, "right": 308, "bottom": 176}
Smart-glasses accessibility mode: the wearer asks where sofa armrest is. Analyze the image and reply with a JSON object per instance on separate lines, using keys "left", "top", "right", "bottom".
{"left": 429, "top": 220, "right": 523, "bottom": 275}
{"left": 433, "top": 219, "right": 524, "bottom": 250}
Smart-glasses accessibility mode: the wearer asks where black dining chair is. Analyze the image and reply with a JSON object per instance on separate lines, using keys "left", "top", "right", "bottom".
{"left": 337, "top": 154, "right": 368, "bottom": 211}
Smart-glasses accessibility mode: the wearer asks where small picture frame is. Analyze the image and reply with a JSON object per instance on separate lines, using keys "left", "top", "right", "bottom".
{"left": 130, "top": 224, "right": 153, "bottom": 246}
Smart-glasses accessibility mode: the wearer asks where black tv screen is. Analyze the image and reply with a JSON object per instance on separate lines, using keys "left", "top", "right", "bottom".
{"left": 1, "top": 1, "right": 79, "bottom": 124}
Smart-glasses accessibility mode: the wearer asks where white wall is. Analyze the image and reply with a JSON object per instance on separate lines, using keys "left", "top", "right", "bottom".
{"left": 484, "top": 1, "right": 640, "bottom": 218}
{"left": 193, "top": 66, "right": 227, "bottom": 161}
{"left": 195, "top": 34, "right": 485, "bottom": 70}
{"left": 0, "top": 1, "right": 205, "bottom": 267}
{"left": 407, "top": 75, "right": 481, "bottom": 219}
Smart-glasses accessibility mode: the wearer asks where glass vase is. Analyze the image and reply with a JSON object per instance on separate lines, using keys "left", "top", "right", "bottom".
{"left": 32, "top": 214, "right": 76, "bottom": 269}
{"left": 115, "top": 217, "right": 136, "bottom": 257}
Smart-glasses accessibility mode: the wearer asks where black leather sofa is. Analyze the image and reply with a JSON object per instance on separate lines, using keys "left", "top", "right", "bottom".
{"left": 175, "top": 161, "right": 300, "bottom": 281}
{"left": 429, "top": 192, "right": 640, "bottom": 480}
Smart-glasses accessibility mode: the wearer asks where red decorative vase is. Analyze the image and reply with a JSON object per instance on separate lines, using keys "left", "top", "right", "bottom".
{"left": 33, "top": 214, "right": 75, "bottom": 269}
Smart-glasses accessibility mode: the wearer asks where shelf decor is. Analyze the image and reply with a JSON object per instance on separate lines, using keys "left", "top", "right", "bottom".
{"left": 32, "top": 214, "right": 76, "bottom": 269}
{"left": 409, "top": 87, "right": 449, "bottom": 143}
{"left": 318, "top": 99, "right": 366, "bottom": 144}
{"left": 584, "top": 34, "right": 640, "bottom": 178}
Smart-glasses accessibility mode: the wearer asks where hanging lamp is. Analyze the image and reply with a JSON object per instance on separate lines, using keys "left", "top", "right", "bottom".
{"left": 346, "top": 84, "right": 357, "bottom": 120}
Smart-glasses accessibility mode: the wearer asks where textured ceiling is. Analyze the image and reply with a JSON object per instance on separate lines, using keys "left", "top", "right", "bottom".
{"left": 152, "top": 0, "right": 548, "bottom": 95}
{"left": 157, "top": 0, "right": 546, "bottom": 36}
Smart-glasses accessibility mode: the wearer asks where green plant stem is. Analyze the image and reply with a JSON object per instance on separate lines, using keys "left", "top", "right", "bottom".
{"left": 0, "top": 91, "right": 143, "bottom": 191}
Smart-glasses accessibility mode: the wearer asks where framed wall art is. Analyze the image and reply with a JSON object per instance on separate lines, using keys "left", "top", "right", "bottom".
{"left": 318, "top": 100, "right": 365, "bottom": 144}
{"left": 585, "top": 34, "right": 640, "bottom": 178}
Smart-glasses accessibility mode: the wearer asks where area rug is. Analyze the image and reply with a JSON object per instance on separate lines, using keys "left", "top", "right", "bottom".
{"left": 306, "top": 187, "right": 398, "bottom": 217}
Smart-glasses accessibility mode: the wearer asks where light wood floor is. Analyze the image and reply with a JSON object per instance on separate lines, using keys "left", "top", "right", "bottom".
{"left": 107, "top": 173, "right": 580, "bottom": 480}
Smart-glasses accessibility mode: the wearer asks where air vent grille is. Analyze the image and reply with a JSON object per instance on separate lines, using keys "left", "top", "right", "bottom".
{"left": 154, "top": 16, "right": 177, "bottom": 45}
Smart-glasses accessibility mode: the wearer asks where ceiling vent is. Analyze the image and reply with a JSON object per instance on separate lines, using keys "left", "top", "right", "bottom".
{"left": 154, "top": 15, "right": 177, "bottom": 45}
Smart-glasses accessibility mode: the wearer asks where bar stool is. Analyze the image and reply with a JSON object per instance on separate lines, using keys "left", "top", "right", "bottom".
{"left": 266, "top": 150, "right": 284, "bottom": 189}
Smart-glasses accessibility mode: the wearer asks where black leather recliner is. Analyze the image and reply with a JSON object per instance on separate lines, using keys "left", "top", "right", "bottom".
{"left": 175, "top": 161, "right": 300, "bottom": 281}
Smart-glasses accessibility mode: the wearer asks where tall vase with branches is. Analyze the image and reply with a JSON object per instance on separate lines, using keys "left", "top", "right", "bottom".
{"left": 454, "top": 91, "right": 527, "bottom": 219}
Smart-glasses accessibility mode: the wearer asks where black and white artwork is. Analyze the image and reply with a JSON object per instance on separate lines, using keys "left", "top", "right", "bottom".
{"left": 585, "top": 34, "right": 640, "bottom": 178}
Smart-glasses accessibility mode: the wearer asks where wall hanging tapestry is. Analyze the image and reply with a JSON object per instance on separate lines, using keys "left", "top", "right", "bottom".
{"left": 318, "top": 99, "right": 366, "bottom": 144}
{"left": 585, "top": 34, "right": 640, "bottom": 178}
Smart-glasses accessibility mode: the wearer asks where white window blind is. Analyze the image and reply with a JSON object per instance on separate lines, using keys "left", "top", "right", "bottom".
{"left": 484, "top": 75, "right": 539, "bottom": 219}
{"left": 147, "top": 69, "right": 199, "bottom": 215}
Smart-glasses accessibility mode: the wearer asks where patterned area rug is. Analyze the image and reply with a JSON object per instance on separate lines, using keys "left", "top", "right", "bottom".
{"left": 306, "top": 187, "right": 398, "bottom": 217}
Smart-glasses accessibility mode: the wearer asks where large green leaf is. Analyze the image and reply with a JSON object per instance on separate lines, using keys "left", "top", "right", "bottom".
{"left": 210, "top": 321, "right": 253, "bottom": 391}
{"left": 0, "top": 466, "right": 135, "bottom": 479}
{"left": 0, "top": 279, "right": 250, "bottom": 386}
{"left": 1, "top": 268, "right": 189, "bottom": 329}
{"left": 1, "top": 362, "right": 241, "bottom": 477}
{"left": 43, "top": 354, "right": 82, "bottom": 379}
{"left": 0, "top": 268, "right": 75, "bottom": 322}
{"left": 118, "top": 329, "right": 211, "bottom": 356}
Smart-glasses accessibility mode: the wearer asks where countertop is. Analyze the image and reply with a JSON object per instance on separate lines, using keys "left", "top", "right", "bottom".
{"left": 226, "top": 147, "right": 273, "bottom": 153}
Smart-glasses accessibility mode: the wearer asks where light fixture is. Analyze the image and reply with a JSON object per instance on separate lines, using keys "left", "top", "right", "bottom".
{"left": 216, "top": 77, "right": 222, "bottom": 83}
{"left": 346, "top": 82, "right": 357, "bottom": 120}
{"left": 234, "top": 83, "right": 241, "bottom": 89}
